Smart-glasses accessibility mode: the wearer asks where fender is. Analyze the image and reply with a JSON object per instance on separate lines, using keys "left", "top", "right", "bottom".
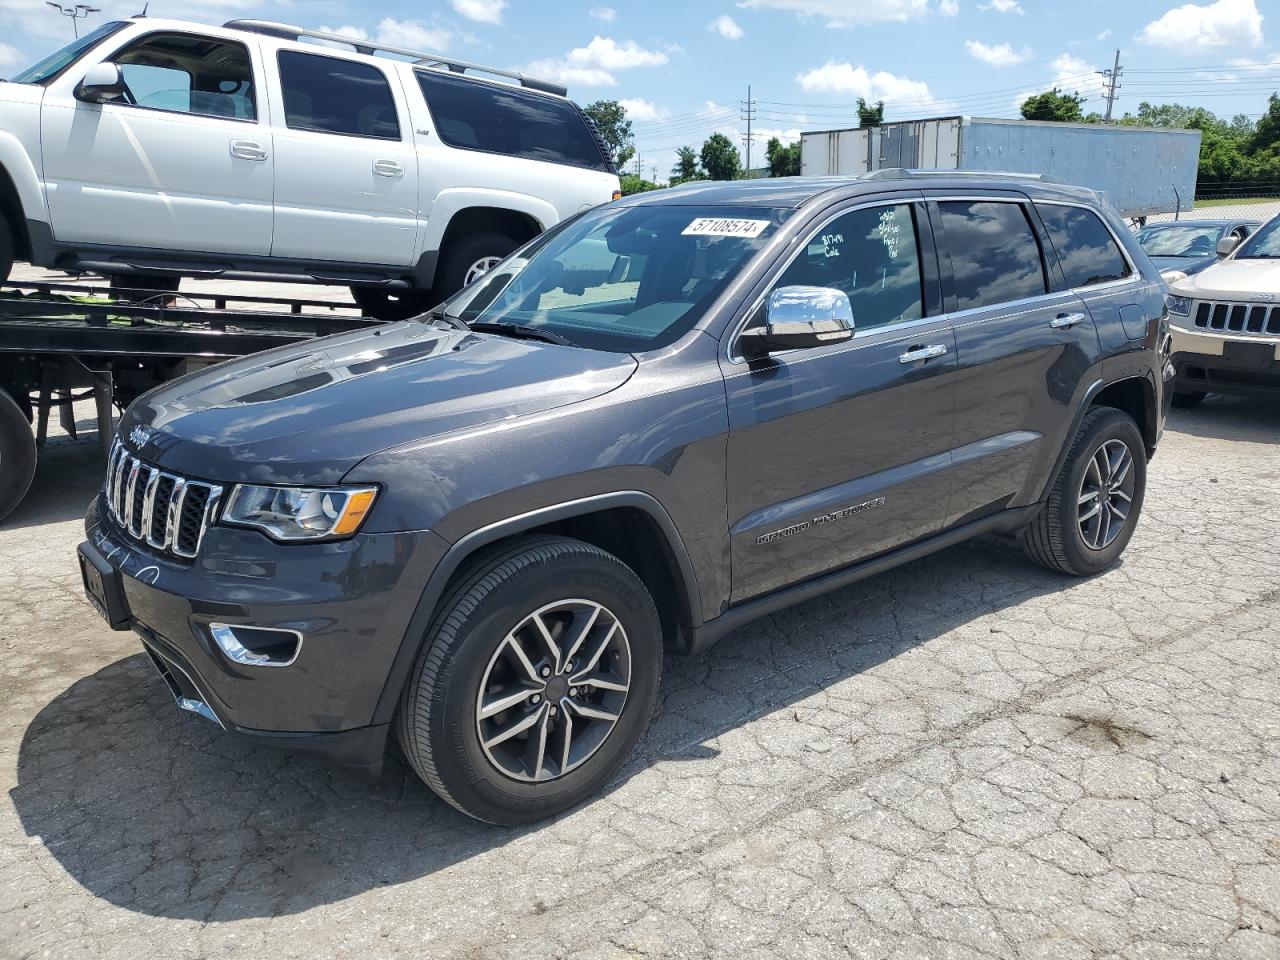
{"left": 370, "top": 490, "right": 704, "bottom": 725}
{"left": 415, "top": 187, "right": 555, "bottom": 286}
{"left": 0, "top": 129, "right": 49, "bottom": 242}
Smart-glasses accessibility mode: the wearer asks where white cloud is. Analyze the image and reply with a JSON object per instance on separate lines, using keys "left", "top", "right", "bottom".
{"left": 1012, "top": 53, "right": 1107, "bottom": 113}
{"left": 1138, "top": 0, "right": 1262, "bottom": 49}
{"left": 323, "top": 19, "right": 458, "bottom": 53}
{"left": 981, "top": 0, "right": 1023, "bottom": 12}
{"left": 965, "top": 39, "right": 1031, "bottom": 66}
{"left": 525, "top": 36, "right": 669, "bottom": 88}
{"left": 0, "top": 42, "right": 23, "bottom": 70}
{"left": 589, "top": 5, "right": 617, "bottom": 20}
{"left": 796, "top": 61, "right": 940, "bottom": 109}
{"left": 1096, "top": 29, "right": 1112, "bottom": 41}
{"left": 736, "top": 0, "right": 930, "bottom": 27}
{"left": 1, "top": 0, "right": 271, "bottom": 40}
{"left": 619, "top": 97, "right": 668, "bottom": 121}
{"left": 709, "top": 14, "right": 745, "bottom": 38}
{"left": 939, "top": 0, "right": 960, "bottom": 15}
{"left": 450, "top": 0, "right": 506, "bottom": 25}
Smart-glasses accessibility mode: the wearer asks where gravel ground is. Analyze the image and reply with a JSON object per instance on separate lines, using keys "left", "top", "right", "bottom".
{"left": 1, "top": 397, "right": 1278, "bottom": 960}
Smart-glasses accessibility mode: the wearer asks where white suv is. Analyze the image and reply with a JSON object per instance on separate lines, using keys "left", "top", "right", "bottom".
{"left": 0, "top": 17, "right": 620, "bottom": 316}
{"left": 1165, "top": 213, "right": 1280, "bottom": 406}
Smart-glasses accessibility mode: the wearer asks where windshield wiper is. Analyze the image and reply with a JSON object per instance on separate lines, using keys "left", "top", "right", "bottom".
{"left": 418, "top": 309, "right": 469, "bottom": 331}
{"left": 467, "top": 321, "right": 578, "bottom": 347}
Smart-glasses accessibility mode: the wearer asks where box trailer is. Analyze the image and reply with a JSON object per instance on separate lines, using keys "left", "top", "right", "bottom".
{"left": 799, "top": 116, "right": 1202, "bottom": 218}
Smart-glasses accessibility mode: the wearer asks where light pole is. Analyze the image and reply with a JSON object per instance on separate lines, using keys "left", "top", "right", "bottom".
{"left": 46, "top": 3, "right": 101, "bottom": 38}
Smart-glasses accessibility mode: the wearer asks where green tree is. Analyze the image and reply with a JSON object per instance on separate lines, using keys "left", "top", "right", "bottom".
{"left": 583, "top": 99, "right": 635, "bottom": 170}
{"left": 1249, "top": 93, "right": 1280, "bottom": 156}
{"left": 1020, "top": 88, "right": 1086, "bottom": 123}
{"left": 700, "top": 132, "right": 742, "bottom": 181}
{"left": 857, "top": 97, "right": 884, "bottom": 128}
{"left": 619, "top": 172, "right": 660, "bottom": 195}
{"left": 765, "top": 136, "right": 801, "bottom": 177}
{"left": 670, "top": 145, "right": 704, "bottom": 184}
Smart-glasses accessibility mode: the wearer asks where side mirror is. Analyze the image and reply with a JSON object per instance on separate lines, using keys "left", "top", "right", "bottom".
{"left": 75, "top": 62, "right": 126, "bottom": 104}
{"left": 1216, "top": 235, "right": 1241, "bottom": 258}
{"left": 739, "top": 285, "right": 855, "bottom": 356}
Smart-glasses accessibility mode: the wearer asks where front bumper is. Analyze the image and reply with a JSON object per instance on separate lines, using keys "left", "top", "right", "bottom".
{"left": 1169, "top": 325, "right": 1280, "bottom": 398}
{"left": 82, "top": 496, "right": 449, "bottom": 769}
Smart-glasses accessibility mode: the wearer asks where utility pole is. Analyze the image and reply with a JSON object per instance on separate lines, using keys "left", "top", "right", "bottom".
{"left": 740, "top": 85, "right": 755, "bottom": 177}
{"left": 46, "top": 3, "right": 100, "bottom": 38}
{"left": 1097, "top": 49, "right": 1123, "bottom": 122}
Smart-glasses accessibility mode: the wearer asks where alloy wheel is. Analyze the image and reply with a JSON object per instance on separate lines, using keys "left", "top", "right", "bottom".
{"left": 1077, "top": 438, "right": 1135, "bottom": 551}
{"left": 475, "top": 599, "right": 631, "bottom": 783}
{"left": 463, "top": 256, "right": 503, "bottom": 286}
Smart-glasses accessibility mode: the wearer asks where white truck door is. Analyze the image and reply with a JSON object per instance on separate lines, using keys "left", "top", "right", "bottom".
{"left": 39, "top": 29, "right": 273, "bottom": 255}
{"left": 267, "top": 49, "right": 419, "bottom": 267}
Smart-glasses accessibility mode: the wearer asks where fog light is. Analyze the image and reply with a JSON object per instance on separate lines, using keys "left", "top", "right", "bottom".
{"left": 210, "top": 623, "right": 303, "bottom": 667}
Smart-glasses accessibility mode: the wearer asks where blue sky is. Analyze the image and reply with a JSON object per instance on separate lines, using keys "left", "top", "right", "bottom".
{"left": 2, "top": 0, "right": 1276, "bottom": 177}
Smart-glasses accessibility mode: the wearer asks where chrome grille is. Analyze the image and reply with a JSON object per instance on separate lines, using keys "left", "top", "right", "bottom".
{"left": 104, "top": 440, "right": 223, "bottom": 559}
{"left": 1193, "top": 300, "right": 1280, "bottom": 335}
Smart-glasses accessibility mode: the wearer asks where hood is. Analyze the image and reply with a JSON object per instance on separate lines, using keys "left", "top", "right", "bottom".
{"left": 121, "top": 321, "right": 637, "bottom": 484}
{"left": 1168, "top": 258, "right": 1280, "bottom": 301}
{"left": 1149, "top": 254, "right": 1213, "bottom": 274}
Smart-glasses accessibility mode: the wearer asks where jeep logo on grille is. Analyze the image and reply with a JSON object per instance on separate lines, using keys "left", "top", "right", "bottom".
{"left": 128, "top": 425, "right": 152, "bottom": 448}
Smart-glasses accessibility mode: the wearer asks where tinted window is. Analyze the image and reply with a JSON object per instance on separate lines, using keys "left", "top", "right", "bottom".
{"left": 417, "top": 70, "right": 609, "bottom": 172}
{"left": 111, "top": 33, "right": 256, "bottom": 120}
{"left": 938, "top": 201, "right": 1047, "bottom": 311}
{"left": 1038, "top": 203, "right": 1131, "bottom": 287}
{"left": 278, "top": 51, "right": 400, "bottom": 139}
{"left": 773, "top": 203, "right": 924, "bottom": 331}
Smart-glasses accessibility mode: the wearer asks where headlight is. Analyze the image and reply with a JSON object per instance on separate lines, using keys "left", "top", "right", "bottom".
{"left": 222, "top": 484, "right": 378, "bottom": 541}
{"left": 1165, "top": 293, "right": 1192, "bottom": 316}
{"left": 1160, "top": 269, "right": 1188, "bottom": 284}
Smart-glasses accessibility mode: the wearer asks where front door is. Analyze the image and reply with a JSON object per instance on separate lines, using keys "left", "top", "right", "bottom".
{"left": 40, "top": 30, "right": 273, "bottom": 255}
{"left": 267, "top": 48, "right": 420, "bottom": 267}
{"left": 722, "top": 198, "right": 960, "bottom": 603}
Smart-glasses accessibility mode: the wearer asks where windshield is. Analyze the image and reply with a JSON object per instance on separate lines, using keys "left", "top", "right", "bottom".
{"left": 1235, "top": 216, "right": 1280, "bottom": 260}
{"left": 436, "top": 204, "right": 792, "bottom": 352}
{"left": 1136, "top": 224, "right": 1223, "bottom": 258}
{"left": 10, "top": 21, "right": 128, "bottom": 84}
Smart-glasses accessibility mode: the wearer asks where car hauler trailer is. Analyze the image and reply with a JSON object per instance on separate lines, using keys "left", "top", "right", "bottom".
{"left": 0, "top": 278, "right": 382, "bottom": 523}
{"left": 800, "top": 116, "right": 1202, "bottom": 219}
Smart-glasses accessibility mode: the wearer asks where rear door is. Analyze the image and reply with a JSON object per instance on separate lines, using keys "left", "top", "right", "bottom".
{"left": 926, "top": 193, "right": 1101, "bottom": 526}
{"left": 721, "top": 196, "right": 961, "bottom": 603}
{"left": 40, "top": 29, "right": 273, "bottom": 255}
{"left": 267, "top": 49, "right": 419, "bottom": 267}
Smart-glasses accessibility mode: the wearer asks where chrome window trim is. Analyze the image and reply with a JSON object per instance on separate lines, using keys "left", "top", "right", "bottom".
{"left": 724, "top": 195, "right": 929, "bottom": 366}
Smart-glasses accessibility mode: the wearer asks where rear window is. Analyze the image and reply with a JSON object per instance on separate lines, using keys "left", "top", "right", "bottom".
{"left": 1038, "top": 203, "right": 1131, "bottom": 288}
{"left": 937, "top": 200, "right": 1048, "bottom": 311}
{"left": 416, "top": 70, "right": 610, "bottom": 172}
{"left": 277, "top": 51, "right": 401, "bottom": 140}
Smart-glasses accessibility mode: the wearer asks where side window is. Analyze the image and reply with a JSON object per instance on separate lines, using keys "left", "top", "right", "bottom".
{"left": 937, "top": 201, "right": 1047, "bottom": 311}
{"left": 277, "top": 51, "right": 401, "bottom": 140}
{"left": 772, "top": 203, "right": 924, "bottom": 332}
{"left": 416, "top": 70, "right": 610, "bottom": 172}
{"left": 1036, "top": 203, "right": 1131, "bottom": 288}
{"left": 110, "top": 33, "right": 256, "bottom": 120}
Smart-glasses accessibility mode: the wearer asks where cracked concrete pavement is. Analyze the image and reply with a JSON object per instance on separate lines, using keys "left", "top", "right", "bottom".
{"left": 1, "top": 396, "right": 1278, "bottom": 960}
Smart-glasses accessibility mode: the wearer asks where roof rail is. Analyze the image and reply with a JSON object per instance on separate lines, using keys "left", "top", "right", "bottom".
{"left": 861, "top": 168, "right": 1067, "bottom": 185}
{"left": 222, "top": 20, "right": 569, "bottom": 97}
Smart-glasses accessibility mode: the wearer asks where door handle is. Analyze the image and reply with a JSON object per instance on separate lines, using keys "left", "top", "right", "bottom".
{"left": 229, "top": 139, "right": 268, "bottom": 162}
{"left": 899, "top": 343, "right": 948, "bottom": 364}
{"left": 1050, "top": 312, "right": 1088, "bottom": 329}
{"left": 373, "top": 158, "right": 404, "bottom": 177}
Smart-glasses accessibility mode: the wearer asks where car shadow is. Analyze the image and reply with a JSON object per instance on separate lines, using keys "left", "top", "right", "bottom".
{"left": 11, "top": 533, "right": 1068, "bottom": 922}
{"left": 1168, "top": 394, "right": 1280, "bottom": 444}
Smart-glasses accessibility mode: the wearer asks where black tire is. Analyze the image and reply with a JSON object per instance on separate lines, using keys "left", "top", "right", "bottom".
{"left": 0, "top": 388, "right": 37, "bottom": 525}
{"left": 396, "top": 536, "right": 662, "bottom": 825}
{"left": 1171, "top": 390, "right": 1207, "bottom": 409}
{"left": 0, "top": 208, "right": 15, "bottom": 285}
{"left": 349, "top": 286, "right": 436, "bottom": 322}
{"left": 434, "top": 232, "right": 520, "bottom": 302}
{"left": 1021, "top": 406, "right": 1147, "bottom": 577}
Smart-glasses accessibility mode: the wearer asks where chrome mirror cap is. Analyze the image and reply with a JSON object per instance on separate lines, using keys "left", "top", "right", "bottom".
{"left": 741, "top": 285, "right": 855, "bottom": 355}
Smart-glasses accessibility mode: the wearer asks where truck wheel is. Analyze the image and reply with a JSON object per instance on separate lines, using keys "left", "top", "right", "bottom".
{"left": 396, "top": 536, "right": 662, "bottom": 825}
{"left": 0, "top": 388, "right": 37, "bottom": 524}
{"left": 0, "top": 208, "right": 15, "bottom": 285}
{"left": 435, "top": 233, "right": 519, "bottom": 301}
{"left": 1021, "top": 406, "right": 1147, "bottom": 577}
{"left": 1171, "top": 390, "right": 1206, "bottom": 409}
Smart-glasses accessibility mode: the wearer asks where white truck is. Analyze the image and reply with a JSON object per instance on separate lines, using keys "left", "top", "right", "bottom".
{"left": 0, "top": 17, "right": 620, "bottom": 317}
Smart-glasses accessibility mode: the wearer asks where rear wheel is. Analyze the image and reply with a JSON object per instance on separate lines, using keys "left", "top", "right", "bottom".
{"left": 1021, "top": 406, "right": 1147, "bottom": 577}
{"left": 434, "top": 233, "right": 520, "bottom": 302}
{"left": 0, "top": 387, "right": 36, "bottom": 524}
{"left": 1171, "top": 390, "right": 1206, "bottom": 409}
{"left": 396, "top": 536, "right": 662, "bottom": 825}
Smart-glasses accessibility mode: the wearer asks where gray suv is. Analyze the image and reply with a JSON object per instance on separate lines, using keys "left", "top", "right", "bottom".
{"left": 77, "top": 172, "right": 1170, "bottom": 824}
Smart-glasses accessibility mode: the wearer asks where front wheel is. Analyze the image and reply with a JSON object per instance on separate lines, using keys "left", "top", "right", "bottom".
{"left": 1021, "top": 406, "right": 1147, "bottom": 577}
{"left": 396, "top": 536, "right": 662, "bottom": 825}
{"left": 434, "top": 233, "right": 519, "bottom": 302}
